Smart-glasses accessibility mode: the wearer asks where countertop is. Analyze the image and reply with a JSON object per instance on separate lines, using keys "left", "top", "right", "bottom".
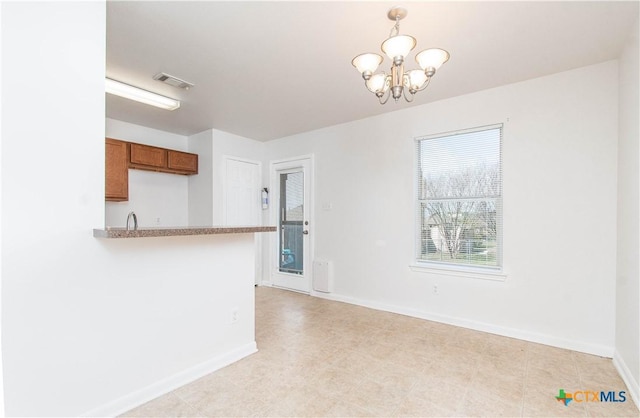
{"left": 93, "top": 225, "right": 276, "bottom": 239}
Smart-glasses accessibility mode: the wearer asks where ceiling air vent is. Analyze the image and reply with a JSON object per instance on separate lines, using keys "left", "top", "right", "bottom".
{"left": 153, "top": 72, "right": 194, "bottom": 90}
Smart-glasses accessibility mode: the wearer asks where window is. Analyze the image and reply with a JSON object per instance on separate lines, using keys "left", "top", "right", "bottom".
{"left": 416, "top": 125, "right": 502, "bottom": 269}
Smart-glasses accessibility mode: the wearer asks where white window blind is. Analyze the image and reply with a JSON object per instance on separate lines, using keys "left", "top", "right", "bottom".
{"left": 416, "top": 124, "right": 503, "bottom": 269}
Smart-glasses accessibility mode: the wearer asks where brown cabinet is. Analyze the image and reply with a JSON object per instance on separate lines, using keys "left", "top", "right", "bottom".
{"left": 104, "top": 138, "right": 198, "bottom": 201}
{"left": 105, "top": 138, "right": 128, "bottom": 201}
{"left": 128, "top": 143, "right": 198, "bottom": 175}
{"left": 168, "top": 150, "right": 198, "bottom": 174}
{"left": 129, "top": 143, "right": 167, "bottom": 170}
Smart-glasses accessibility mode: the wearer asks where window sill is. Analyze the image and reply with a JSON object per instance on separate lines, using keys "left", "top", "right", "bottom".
{"left": 409, "top": 262, "right": 507, "bottom": 282}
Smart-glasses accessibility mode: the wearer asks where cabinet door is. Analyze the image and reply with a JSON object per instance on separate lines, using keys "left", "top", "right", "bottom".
{"left": 130, "top": 143, "right": 167, "bottom": 169}
{"left": 105, "top": 138, "right": 128, "bottom": 201}
{"left": 168, "top": 150, "right": 198, "bottom": 174}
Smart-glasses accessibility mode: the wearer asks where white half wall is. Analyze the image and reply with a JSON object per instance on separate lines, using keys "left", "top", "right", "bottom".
{"left": 616, "top": 17, "right": 640, "bottom": 406}
{"left": 264, "top": 61, "right": 619, "bottom": 356}
{"left": 105, "top": 118, "right": 189, "bottom": 228}
{"left": 1, "top": 3, "right": 256, "bottom": 416}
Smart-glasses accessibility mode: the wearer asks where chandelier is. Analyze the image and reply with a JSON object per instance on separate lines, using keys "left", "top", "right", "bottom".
{"left": 351, "top": 7, "right": 450, "bottom": 104}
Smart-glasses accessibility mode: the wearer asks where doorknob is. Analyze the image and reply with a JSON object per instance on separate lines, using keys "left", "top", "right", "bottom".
{"left": 302, "top": 230, "right": 309, "bottom": 235}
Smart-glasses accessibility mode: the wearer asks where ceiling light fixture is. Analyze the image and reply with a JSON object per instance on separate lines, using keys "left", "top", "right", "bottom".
{"left": 352, "top": 7, "right": 450, "bottom": 104}
{"left": 105, "top": 78, "right": 181, "bottom": 110}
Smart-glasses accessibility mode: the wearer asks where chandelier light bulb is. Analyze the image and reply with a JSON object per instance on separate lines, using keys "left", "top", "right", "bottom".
{"left": 366, "top": 73, "right": 389, "bottom": 96}
{"left": 406, "top": 69, "right": 429, "bottom": 91}
{"left": 381, "top": 35, "right": 417, "bottom": 61}
{"left": 415, "top": 48, "right": 451, "bottom": 71}
{"left": 351, "top": 53, "right": 384, "bottom": 79}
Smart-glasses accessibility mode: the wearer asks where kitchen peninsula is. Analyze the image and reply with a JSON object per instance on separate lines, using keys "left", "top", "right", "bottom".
{"left": 93, "top": 225, "right": 275, "bottom": 238}
{"left": 85, "top": 224, "right": 276, "bottom": 415}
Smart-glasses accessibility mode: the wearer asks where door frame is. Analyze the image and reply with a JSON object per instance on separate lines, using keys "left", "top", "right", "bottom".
{"left": 269, "top": 155, "right": 314, "bottom": 293}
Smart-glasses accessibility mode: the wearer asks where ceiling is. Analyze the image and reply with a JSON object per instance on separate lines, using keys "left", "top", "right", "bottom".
{"left": 106, "top": 1, "right": 639, "bottom": 142}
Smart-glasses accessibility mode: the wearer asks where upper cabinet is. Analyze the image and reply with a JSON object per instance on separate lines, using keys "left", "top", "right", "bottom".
{"left": 128, "top": 143, "right": 198, "bottom": 175}
{"left": 168, "top": 150, "right": 198, "bottom": 174}
{"left": 104, "top": 138, "right": 198, "bottom": 201}
{"left": 105, "top": 138, "right": 129, "bottom": 201}
{"left": 130, "top": 143, "right": 167, "bottom": 170}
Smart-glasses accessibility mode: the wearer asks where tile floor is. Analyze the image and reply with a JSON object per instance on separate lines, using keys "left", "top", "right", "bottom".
{"left": 123, "top": 286, "right": 639, "bottom": 417}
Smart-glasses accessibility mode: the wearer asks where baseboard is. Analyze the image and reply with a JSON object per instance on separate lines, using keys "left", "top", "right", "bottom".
{"left": 613, "top": 350, "right": 640, "bottom": 409}
{"left": 80, "top": 341, "right": 258, "bottom": 417}
{"left": 311, "top": 291, "right": 614, "bottom": 357}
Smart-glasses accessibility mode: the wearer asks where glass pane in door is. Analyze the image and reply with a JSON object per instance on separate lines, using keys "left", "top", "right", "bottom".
{"left": 279, "top": 171, "right": 304, "bottom": 274}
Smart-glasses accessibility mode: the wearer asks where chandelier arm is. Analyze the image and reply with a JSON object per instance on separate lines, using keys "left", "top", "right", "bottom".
{"left": 378, "top": 89, "right": 391, "bottom": 105}
{"left": 401, "top": 73, "right": 414, "bottom": 103}
{"left": 403, "top": 87, "right": 415, "bottom": 103}
{"left": 415, "top": 76, "right": 433, "bottom": 92}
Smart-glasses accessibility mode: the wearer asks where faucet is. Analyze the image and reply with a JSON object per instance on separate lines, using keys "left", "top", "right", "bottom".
{"left": 126, "top": 211, "right": 138, "bottom": 231}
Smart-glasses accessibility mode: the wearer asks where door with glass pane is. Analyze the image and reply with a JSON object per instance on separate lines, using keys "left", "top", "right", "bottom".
{"left": 271, "top": 158, "right": 311, "bottom": 293}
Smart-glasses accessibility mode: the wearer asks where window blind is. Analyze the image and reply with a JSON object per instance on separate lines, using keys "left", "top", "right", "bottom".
{"left": 416, "top": 124, "right": 503, "bottom": 268}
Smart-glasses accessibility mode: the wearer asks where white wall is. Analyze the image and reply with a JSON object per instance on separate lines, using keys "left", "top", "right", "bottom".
{"left": 105, "top": 118, "right": 189, "bottom": 227}
{"left": 107, "top": 117, "right": 188, "bottom": 151}
{"left": 615, "top": 17, "right": 640, "bottom": 405}
{"left": 187, "top": 129, "right": 214, "bottom": 226}
{"left": 1, "top": 3, "right": 256, "bottom": 416}
{"left": 263, "top": 61, "right": 619, "bottom": 356}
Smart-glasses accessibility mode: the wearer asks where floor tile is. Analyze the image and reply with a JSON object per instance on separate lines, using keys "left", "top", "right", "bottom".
{"left": 458, "top": 387, "right": 524, "bottom": 417}
{"left": 395, "top": 393, "right": 459, "bottom": 417}
{"left": 120, "top": 287, "right": 639, "bottom": 418}
{"left": 585, "top": 397, "right": 640, "bottom": 417}
{"left": 409, "top": 374, "right": 469, "bottom": 407}
{"left": 340, "top": 376, "right": 408, "bottom": 416}
{"left": 119, "top": 392, "right": 202, "bottom": 417}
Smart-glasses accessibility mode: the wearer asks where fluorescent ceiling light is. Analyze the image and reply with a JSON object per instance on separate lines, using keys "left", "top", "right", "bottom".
{"left": 105, "top": 78, "right": 180, "bottom": 110}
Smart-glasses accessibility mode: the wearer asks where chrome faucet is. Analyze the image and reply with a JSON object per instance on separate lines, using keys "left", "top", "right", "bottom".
{"left": 126, "top": 211, "right": 138, "bottom": 231}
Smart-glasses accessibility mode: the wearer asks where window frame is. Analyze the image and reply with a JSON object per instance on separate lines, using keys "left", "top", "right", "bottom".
{"left": 413, "top": 124, "right": 505, "bottom": 279}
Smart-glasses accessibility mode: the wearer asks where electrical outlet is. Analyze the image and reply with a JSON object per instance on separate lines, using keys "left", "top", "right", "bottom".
{"left": 155, "top": 217, "right": 161, "bottom": 225}
{"left": 433, "top": 285, "right": 439, "bottom": 295}
{"left": 231, "top": 308, "right": 239, "bottom": 324}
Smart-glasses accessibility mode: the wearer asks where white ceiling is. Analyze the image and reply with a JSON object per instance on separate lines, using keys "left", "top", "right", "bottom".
{"left": 106, "top": 1, "right": 639, "bottom": 141}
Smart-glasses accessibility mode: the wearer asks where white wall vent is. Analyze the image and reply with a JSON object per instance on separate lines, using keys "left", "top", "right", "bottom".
{"left": 153, "top": 72, "right": 194, "bottom": 90}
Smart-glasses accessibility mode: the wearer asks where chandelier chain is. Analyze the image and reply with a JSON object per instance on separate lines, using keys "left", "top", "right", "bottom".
{"left": 389, "top": 17, "right": 401, "bottom": 38}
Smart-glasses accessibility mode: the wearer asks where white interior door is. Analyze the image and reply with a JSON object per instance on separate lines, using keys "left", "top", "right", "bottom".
{"left": 224, "top": 157, "right": 262, "bottom": 285}
{"left": 271, "top": 157, "right": 312, "bottom": 293}
{"left": 224, "top": 157, "right": 260, "bottom": 226}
